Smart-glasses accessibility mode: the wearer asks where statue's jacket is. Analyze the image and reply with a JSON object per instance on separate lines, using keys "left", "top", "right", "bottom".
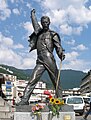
{"left": 28, "top": 29, "right": 63, "bottom": 73}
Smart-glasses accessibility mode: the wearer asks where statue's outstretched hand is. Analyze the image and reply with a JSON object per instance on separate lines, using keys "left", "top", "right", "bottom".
{"left": 31, "top": 9, "right": 36, "bottom": 15}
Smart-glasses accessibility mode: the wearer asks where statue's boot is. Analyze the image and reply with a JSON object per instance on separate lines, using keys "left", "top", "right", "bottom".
{"left": 16, "top": 83, "right": 35, "bottom": 106}
{"left": 16, "top": 100, "right": 29, "bottom": 106}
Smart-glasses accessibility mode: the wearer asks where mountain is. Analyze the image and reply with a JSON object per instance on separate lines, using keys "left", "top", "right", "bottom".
{"left": 0, "top": 64, "right": 87, "bottom": 89}
{"left": 0, "top": 64, "right": 31, "bottom": 80}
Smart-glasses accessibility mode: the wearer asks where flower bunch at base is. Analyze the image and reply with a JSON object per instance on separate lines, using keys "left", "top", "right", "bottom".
{"left": 48, "top": 97, "right": 64, "bottom": 118}
{"left": 32, "top": 104, "right": 44, "bottom": 115}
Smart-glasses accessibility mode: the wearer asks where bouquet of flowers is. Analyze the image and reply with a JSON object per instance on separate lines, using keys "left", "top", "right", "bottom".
{"left": 31, "top": 104, "right": 44, "bottom": 120}
{"left": 32, "top": 104, "right": 44, "bottom": 114}
{"left": 48, "top": 97, "right": 64, "bottom": 118}
{"left": 44, "top": 90, "right": 64, "bottom": 118}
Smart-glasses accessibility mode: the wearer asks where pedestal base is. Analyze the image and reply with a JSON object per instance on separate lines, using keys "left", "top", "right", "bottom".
{"left": 14, "top": 104, "right": 75, "bottom": 120}
{"left": 14, "top": 111, "right": 75, "bottom": 120}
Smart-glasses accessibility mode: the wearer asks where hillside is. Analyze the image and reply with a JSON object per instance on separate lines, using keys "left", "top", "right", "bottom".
{"left": 40, "top": 70, "right": 86, "bottom": 89}
{"left": 0, "top": 64, "right": 31, "bottom": 80}
{"left": 0, "top": 64, "right": 86, "bottom": 89}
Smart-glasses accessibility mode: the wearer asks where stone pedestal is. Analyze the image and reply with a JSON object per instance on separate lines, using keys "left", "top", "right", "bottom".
{"left": 14, "top": 104, "right": 75, "bottom": 120}
{"left": 14, "top": 111, "right": 75, "bottom": 120}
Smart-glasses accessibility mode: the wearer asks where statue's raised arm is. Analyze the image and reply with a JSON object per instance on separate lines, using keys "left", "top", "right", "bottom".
{"left": 31, "top": 9, "right": 41, "bottom": 34}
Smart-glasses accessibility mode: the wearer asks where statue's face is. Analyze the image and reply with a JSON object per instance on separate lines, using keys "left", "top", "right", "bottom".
{"left": 41, "top": 17, "right": 50, "bottom": 30}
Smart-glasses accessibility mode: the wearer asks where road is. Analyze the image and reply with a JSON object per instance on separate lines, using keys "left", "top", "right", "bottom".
{"left": 76, "top": 115, "right": 91, "bottom": 120}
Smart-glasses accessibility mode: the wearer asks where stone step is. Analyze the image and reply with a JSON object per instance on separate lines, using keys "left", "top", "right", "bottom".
{"left": 0, "top": 112, "right": 12, "bottom": 119}
{"left": 0, "top": 106, "right": 11, "bottom": 112}
{"left": 0, "top": 119, "right": 13, "bottom": 120}
{"left": 0, "top": 97, "right": 12, "bottom": 112}
{"left": 0, "top": 97, "right": 5, "bottom": 106}
{"left": 0, "top": 97, "right": 11, "bottom": 107}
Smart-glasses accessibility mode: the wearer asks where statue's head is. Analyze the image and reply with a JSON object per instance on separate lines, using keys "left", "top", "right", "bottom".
{"left": 41, "top": 16, "right": 50, "bottom": 30}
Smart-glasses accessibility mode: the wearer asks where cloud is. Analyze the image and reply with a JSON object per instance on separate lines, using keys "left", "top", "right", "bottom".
{"left": 0, "top": 32, "right": 13, "bottom": 47}
{"left": 36, "top": 0, "right": 91, "bottom": 35}
{"left": 0, "top": 0, "right": 11, "bottom": 20}
{"left": 10, "top": 0, "right": 24, "bottom": 3}
{"left": 0, "top": 32, "right": 24, "bottom": 49}
{"left": 89, "top": 6, "right": 91, "bottom": 9}
{"left": 0, "top": 46, "right": 36, "bottom": 69}
{"left": 13, "top": 44, "right": 24, "bottom": 49}
{"left": 65, "top": 39, "right": 75, "bottom": 45}
{"left": 62, "top": 50, "right": 91, "bottom": 71}
{"left": 10, "top": 0, "right": 14, "bottom": 3}
{"left": 72, "top": 44, "right": 88, "bottom": 51}
{"left": 67, "top": 5, "right": 91, "bottom": 25}
{"left": 23, "top": 22, "right": 33, "bottom": 35}
{"left": 40, "top": 0, "right": 88, "bottom": 10}
{"left": 0, "top": 32, "right": 36, "bottom": 69}
{"left": 73, "top": 26, "right": 83, "bottom": 35}
{"left": 60, "top": 24, "right": 72, "bottom": 35}
{"left": 26, "top": 2, "right": 32, "bottom": 9}
{"left": 60, "top": 24, "right": 83, "bottom": 35}
{"left": 0, "top": 47, "right": 22, "bottom": 66}
{"left": 65, "top": 51, "right": 79, "bottom": 61}
{"left": 12, "top": 8, "right": 20, "bottom": 15}
{"left": 55, "top": 49, "right": 91, "bottom": 72}
{"left": 83, "top": 68, "right": 91, "bottom": 73}
{"left": 55, "top": 50, "right": 78, "bottom": 68}
{"left": 63, "top": 59, "right": 90, "bottom": 71}
{"left": 21, "top": 50, "right": 37, "bottom": 69}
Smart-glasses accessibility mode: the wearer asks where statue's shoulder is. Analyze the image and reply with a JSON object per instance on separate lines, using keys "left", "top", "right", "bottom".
{"left": 49, "top": 30, "right": 59, "bottom": 37}
{"left": 50, "top": 30, "right": 60, "bottom": 41}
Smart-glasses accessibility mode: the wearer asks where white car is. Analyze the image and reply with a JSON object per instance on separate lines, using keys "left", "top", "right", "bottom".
{"left": 63, "top": 96, "right": 85, "bottom": 115}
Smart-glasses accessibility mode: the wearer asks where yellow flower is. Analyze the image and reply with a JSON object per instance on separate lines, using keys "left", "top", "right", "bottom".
{"left": 54, "top": 99, "right": 61, "bottom": 105}
{"left": 60, "top": 100, "right": 64, "bottom": 105}
{"left": 36, "top": 104, "right": 38, "bottom": 106}
{"left": 50, "top": 97, "right": 55, "bottom": 104}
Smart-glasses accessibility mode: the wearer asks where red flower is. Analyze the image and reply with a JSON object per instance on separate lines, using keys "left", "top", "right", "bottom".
{"left": 49, "top": 95, "right": 52, "bottom": 98}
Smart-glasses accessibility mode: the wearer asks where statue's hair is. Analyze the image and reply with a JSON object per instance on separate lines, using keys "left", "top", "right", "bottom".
{"left": 41, "top": 16, "right": 50, "bottom": 23}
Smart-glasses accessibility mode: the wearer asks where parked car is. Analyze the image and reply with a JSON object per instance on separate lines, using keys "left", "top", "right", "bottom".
{"left": 63, "top": 96, "right": 85, "bottom": 115}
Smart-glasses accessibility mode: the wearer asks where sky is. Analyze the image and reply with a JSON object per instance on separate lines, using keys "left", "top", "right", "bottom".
{"left": 0, "top": 0, "right": 91, "bottom": 72}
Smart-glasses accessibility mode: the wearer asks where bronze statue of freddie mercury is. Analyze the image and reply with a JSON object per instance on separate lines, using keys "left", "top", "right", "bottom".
{"left": 17, "top": 9, "right": 65, "bottom": 105}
